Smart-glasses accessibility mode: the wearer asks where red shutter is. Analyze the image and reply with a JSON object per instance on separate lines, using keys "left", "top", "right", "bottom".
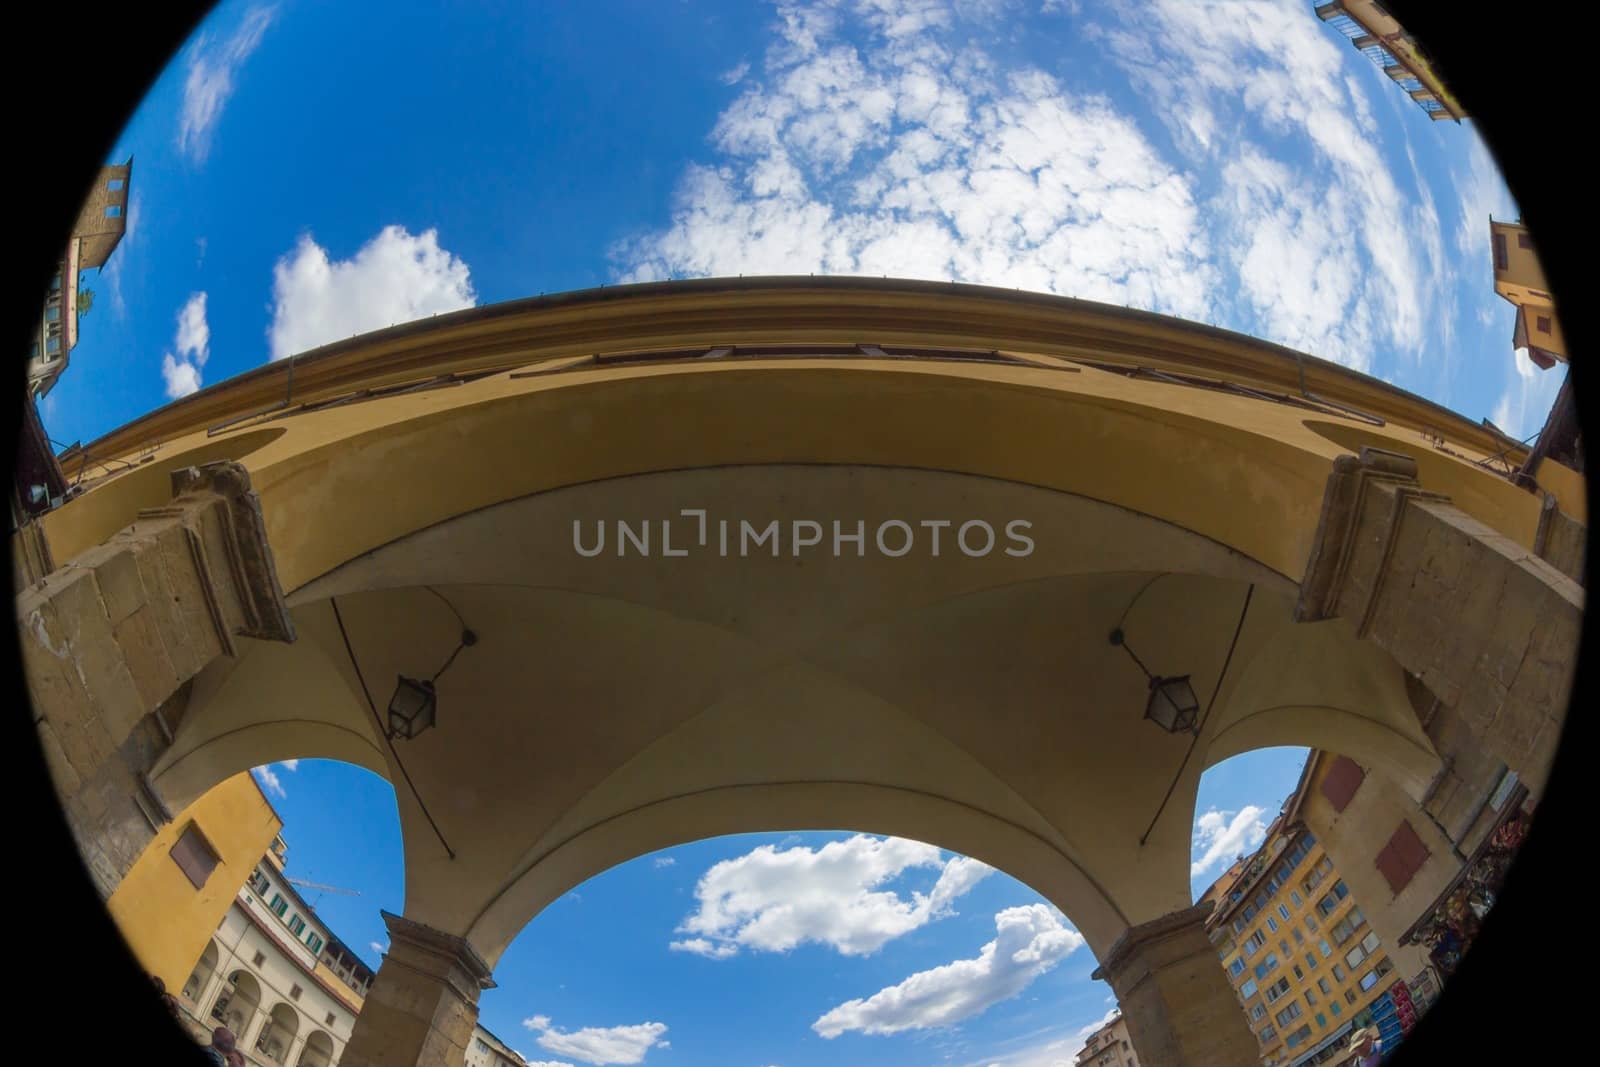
{"left": 1320, "top": 757, "right": 1365, "bottom": 812}
{"left": 169, "top": 823, "right": 220, "bottom": 889}
{"left": 1375, "top": 821, "right": 1430, "bottom": 894}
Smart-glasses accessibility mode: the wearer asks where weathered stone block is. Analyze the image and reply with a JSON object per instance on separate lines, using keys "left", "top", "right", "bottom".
{"left": 112, "top": 605, "right": 183, "bottom": 712}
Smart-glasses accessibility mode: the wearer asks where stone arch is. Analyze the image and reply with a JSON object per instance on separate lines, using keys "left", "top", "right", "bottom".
{"left": 468, "top": 784, "right": 1130, "bottom": 964}
{"left": 209, "top": 969, "right": 260, "bottom": 1044}
{"left": 256, "top": 1001, "right": 300, "bottom": 1065}
{"left": 297, "top": 1030, "right": 335, "bottom": 1067}
{"left": 181, "top": 939, "right": 220, "bottom": 1007}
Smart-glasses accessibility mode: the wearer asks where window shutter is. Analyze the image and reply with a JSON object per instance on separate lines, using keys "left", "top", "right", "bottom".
{"left": 1375, "top": 820, "right": 1430, "bottom": 893}
{"left": 1320, "top": 757, "right": 1365, "bottom": 812}
{"left": 170, "top": 823, "right": 220, "bottom": 889}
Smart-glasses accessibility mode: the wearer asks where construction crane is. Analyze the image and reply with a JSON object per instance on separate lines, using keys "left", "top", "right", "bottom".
{"left": 286, "top": 877, "right": 362, "bottom": 901}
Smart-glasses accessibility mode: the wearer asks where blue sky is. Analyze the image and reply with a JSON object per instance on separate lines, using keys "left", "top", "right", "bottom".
{"left": 55, "top": 1, "right": 1565, "bottom": 1064}
{"left": 255, "top": 747, "right": 1305, "bottom": 1067}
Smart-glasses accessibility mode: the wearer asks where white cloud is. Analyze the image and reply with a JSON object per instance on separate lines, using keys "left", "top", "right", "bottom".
{"left": 812, "top": 903, "right": 1084, "bottom": 1038}
{"left": 522, "top": 1017, "right": 668, "bottom": 1067}
{"left": 162, "top": 354, "right": 203, "bottom": 400}
{"left": 669, "top": 937, "right": 739, "bottom": 959}
{"left": 1190, "top": 805, "right": 1268, "bottom": 879}
{"left": 268, "top": 225, "right": 477, "bottom": 360}
{"left": 1453, "top": 129, "right": 1516, "bottom": 263}
{"left": 614, "top": 0, "right": 1216, "bottom": 323}
{"left": 526, "top": 1062, "right": 578, "bottom": 1067}
{"left": 177, "top": 4, "right": 278, "bottom": 164}
{"left": 653, "top": 856, "right": 676, "bottom": 868}
{"left": 252, "top": 765, "right": 285, "bottom": 798}
{"left": 673, "top": 834, "right": 992, "bottom": 959}
{"left": 176, "top": 292, "right": 211, "bottom": 366}
{"left": 369, "top": 941, "right": 387, "bottom": 955}
{"left": 278, "top": 759, "right": 300, "bottom": 772}
{"left": 721, "top": 60, "right": 751, "bottom": 85}
{"left": 160, "top": 292, "right": 210, "bottom": 399}
{"left": 1096, "top": 0, "right": 1443, "bottom": 371}
{"left": 1490, "top": 355, "right": 1564, "bottom": 440}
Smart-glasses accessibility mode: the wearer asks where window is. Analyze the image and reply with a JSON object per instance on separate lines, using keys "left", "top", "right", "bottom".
{"left": 1240, "top": 978, "right": 1259, "bottom": 999}
{"left": 1306, "top": 953, "right": 1318, "bottom": 971}
{"left": 105, "top": 204, "right": 122, "bottom": 218}
{"left": 249, "top": 869, "right": 271, "bottom": 894}
{"left": 1493, "top": 231, "right": 1508, "bottom": 271}
{"left": 269, "top": 895, "right": 289, "bottom": 918}
{"left": 325, "top": 1013, "right": 337, "bottom": 1027}
{"left": 1285, "top": 1025, "right": 1313, "bottom": 1050}
{"left": 1517, "top": 232, "right": 1532, "bottom": 249}
{"left": 288, "top": 916, "right": 306, "bottom": 936}
{"left": 1359, "top": 969, "right": 1380, "bottom": 992}
{"left": 1305, "top": 989, "right": 1317, "bottom": 1007}
{"left": 1332, "top": 964, "right": 1345, "bottom": 982}
{"left": 1229, "top": 957, "right": 1246, "bottom": 977}
{"left": 1254, "top": 953, "right": 1278, "bottom": 980}
{"left": 1317, "top": 881, "right": 1349, "bottom": 917}
{"left": 169, "top": 824, "right": 221, "bottom": 889}
{"left": 1267, "top": 916, "right": 1278, "bottom": 932}
{"left": 307, "top": 934, "right": 325, "bottom": 955}
{"left": 1243, "top": 904, "right": 1257, "bottom": 922}
{"left": 1361, "top": 931, "right": 1381, "bottom": 955}
{"left": 1257, "top": 1025, "right": 1277, "bottom": 1045}
{"left": 1345, "top": 990, "right": 1358, "bottom": 1005}
{"left": 1315, "top": 1012, "right": 1327, "bottom": 1028}
{"left": 1275, "top": 1003, "right": 1302, "bottom": 1027}
{"left": 1376, "top": 821, "right": 1430, "bottom": 893}
{"left": 1346, "top": 943, "right": 1370, "bottom": 969}
{"left": 107, "top": 178, "right": 125, "bottom": 191}
{"left": 289, "top": 984, "right": 302, "bottom": 1001}
{"left": 1251, "top": 1003, "right": 1268, "bottom": 1021}
{"left": 1292, "top": 928, "right": 1304, "bottom": 945}
{"left": 46, "top": 334, "right": 60, "bottom": 354}
{"left": 1292, "top": 965, "right": 1303, "bottom": 982}
{"left": 1318, "top": 977, "right": 1332, "bottom": 995}
{"left": 1304, "top": 915, "right": 1318, "bottom": 934}
{"left": 1537, "top": 316, "right": 1552, "bottom": 334}
{"left": 252, "top": 952, "right": 266, "bottom": 967}
{"left": 1330, "top": 1000, "right": 1342, "bottom": 1017}
{"left": 45, "top": 304, "right": 60, "bottom": 323}
{"left": 1289, "top": 891, "right": 1301, "bottom": 908}
{"left": 1264, "top": 978, "right": 1292, "bottom": 1004}
{"left": 1279, "top": 904, "right": 1291, "bottom": 921}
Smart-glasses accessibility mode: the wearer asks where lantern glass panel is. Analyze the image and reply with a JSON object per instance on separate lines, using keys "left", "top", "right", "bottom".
{"left": 1146, "top": 675, "right": 1199, "bottom": 733}
{"left": 388, "top": 677, "right": 436, "bottom": 739}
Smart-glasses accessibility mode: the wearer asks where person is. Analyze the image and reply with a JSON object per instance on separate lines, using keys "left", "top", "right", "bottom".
{"left": 1347, "top": 1026, "right": 1383, "bottom": 1067}
{"left": 202, "top": 1026, "right": 236, "bottom": 1067}
{"left": 151, "top": 974, "right": 183, "bottom": 1024}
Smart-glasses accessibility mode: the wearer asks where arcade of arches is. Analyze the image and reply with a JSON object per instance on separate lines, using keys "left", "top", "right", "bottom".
{"left": 15, "top": 280, "right": 1584, "bottom": 1065}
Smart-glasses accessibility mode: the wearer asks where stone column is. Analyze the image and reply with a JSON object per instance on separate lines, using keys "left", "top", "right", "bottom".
{"left": 340, "top": 912, "right": 495, "bottom": 1067}
{"left": 1090, "top": 904, "right": 1259, "bottom": 1066}
{"left": 16, "top": 460, "right": 295, "bottom": 897}
{"left": 1295, "top": 447, "right": 1583, "bottom": 800}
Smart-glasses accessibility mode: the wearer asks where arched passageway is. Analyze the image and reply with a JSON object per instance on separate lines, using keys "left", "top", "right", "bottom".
{"left": 24, "top": 281, "right": 1580, "bottom": 1066}
{"left": 210, "top": 970, "right": 261, "bottom": 1045}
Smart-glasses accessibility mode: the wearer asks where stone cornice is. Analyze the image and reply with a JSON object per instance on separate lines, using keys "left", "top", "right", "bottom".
{"left": 64, "top": 278, "right": 1530, "bottom": 468}
{"left": 1090, "top": 902, "right": 1214, "bottom": 981}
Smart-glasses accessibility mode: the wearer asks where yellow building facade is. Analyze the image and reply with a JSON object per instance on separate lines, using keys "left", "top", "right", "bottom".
{"left": 1490, "top": 220, "right": 1568, "bottom": 369}
{"left": 1206, "top": 803, "right": 1406, "bottom": 1066}
{"left": 105, "top": 770, "right": 283, "bottom": 992}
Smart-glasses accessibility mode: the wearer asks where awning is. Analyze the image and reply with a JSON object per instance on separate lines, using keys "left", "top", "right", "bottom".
{"left": 1288, "top": 1019, "right": 1354, "bottom": 1067}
